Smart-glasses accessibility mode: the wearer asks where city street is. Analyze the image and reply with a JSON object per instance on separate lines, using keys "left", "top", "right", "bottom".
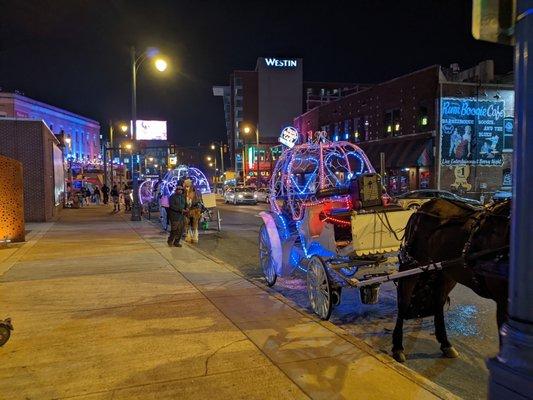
{"left": 195, "top": 200, "right": 500, "bottom": 400}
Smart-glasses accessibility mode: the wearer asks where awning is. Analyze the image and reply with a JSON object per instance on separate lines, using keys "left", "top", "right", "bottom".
{"left": 357, "top": 134, "right": 434, "bottom": 169}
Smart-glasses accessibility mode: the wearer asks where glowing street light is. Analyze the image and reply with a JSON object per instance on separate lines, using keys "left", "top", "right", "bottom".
{"left": 206, "top": 156, "right": 212, "bottom": 161}
{"left": 154, "top": 58, "right": 168, "bottom": 72}
{"left": 120, "top": 124, "right": 128, "bottom": 133}
{"left": 210, "top": 144, "right": 216, "bottom": 150}
{"left": 130, "top": 46, "right": 171, "bottom": 221}
{"left": 243, "top": 126, "right": 251, "bottom": 134}
{"left": 125, "top": 143, "right": 132, "bottom": 150}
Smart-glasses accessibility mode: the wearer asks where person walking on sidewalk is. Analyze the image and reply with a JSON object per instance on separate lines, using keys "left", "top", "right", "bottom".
{"left": 111, "top": 184, "right": 120, "bottom": 212}
{"left": 167, "top": 184, "right": 187, "bottom": 247}
{"left": 93, "top": 186, "right": 101, "bottom": 205}
{"left": 101, "top": 184, "right": 110, "bottom": 204}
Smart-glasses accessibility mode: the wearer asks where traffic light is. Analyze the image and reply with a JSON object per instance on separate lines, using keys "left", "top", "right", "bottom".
{"left": 169, "top": 144, "right": 176, "bottom": 155}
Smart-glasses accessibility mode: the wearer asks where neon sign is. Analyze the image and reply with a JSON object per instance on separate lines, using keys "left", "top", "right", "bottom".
{"left": 264, "top": 58, "right": 297, "bottom": 68}
{"left": 279, "top": 126, "right": 299, "bottom": 148}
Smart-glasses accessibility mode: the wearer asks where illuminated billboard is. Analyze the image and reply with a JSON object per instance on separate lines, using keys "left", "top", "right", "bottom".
{"left": 136, "top": 120, "right": 167, "bottom": 140}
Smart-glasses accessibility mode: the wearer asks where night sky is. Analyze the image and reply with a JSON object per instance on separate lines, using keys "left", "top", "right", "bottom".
{"left": 0, "top": 0, "right": 513, "bottom": 145}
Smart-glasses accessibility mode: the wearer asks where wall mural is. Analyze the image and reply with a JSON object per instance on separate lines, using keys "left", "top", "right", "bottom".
{"left": 440, "top": 98, "right": 505, "bottom": 166}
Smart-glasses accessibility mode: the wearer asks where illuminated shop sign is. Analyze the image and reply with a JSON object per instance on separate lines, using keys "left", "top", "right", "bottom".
{"left": 264, "top": 58, "right": 297, "bottom": 68}
{"left": 135, "top": 120, "right": 167, "bottom": 141}
{"left": 440, "top": 98, "right": 505, "bottom": 166}
{"left": 279, "top": 126, "right": 299, "bottom": 148}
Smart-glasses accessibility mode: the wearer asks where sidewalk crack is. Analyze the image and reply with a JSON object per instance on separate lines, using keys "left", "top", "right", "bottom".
{"left": 203, "top": 338, "right": 248, "bottom": 376}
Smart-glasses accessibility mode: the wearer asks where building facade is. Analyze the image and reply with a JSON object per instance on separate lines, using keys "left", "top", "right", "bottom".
{"left": 293, "top": 61, "right": 514, "bottom": 199}
{"left": 214, "top": 57, "right": 363, "bottom": 183}
{"left": 0, "top": 92, "right": 101, "bottom": 168}
{"left": 0, "top": 119, "right": 64, "bottom": 222}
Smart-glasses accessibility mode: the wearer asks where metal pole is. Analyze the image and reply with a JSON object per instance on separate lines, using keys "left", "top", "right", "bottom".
{"left": 242, "top": 137, "right": 246, "bottom": 183}
{"left": 219, "top": 143, "right": 225, "bottom": 176}
{"left": 488, "top": 1, "right": 533, "bottom": 397}
{"left": 130, "top": 46, "right": 141, "bottom": 221}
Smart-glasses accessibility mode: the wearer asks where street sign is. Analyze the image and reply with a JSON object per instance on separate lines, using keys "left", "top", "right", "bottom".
{"left": 472, "top": 0, "right": 515, "bottom": 45}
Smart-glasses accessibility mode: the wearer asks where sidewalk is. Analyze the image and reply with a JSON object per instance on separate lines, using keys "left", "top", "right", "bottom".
{"left": 0, "top": 206, "right": 456, "bottom": 399}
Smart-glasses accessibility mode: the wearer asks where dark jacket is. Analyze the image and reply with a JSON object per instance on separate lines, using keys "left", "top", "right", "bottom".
{"left": 168, "top": 191, "right": 187, "bottom": 221}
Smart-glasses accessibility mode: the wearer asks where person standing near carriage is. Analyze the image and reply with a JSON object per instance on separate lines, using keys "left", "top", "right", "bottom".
{"left": 167, "top": 183, "right": 187, "bottom": 247}
{"left": 110, "top": 184, "right": 120, "bottom": 212}
{"left": 101, "top": 184, "right": 109, "bottom": 204}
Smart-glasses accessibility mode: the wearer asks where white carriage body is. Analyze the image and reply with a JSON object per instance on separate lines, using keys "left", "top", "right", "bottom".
{"left": 261, "top": 138, "right": 413, "bottom": 278}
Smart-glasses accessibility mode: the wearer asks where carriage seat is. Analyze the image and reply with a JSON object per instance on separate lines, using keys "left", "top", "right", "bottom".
{"left": 316, "top": 187, "right": 351, "bottom": 199}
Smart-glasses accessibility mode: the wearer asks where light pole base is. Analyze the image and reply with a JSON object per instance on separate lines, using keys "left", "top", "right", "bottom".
{"left": 130, "top": 203, "right": 142, "bottom": 221}
{"left": 487, "top": 320, "right": 533, "bottom": 399}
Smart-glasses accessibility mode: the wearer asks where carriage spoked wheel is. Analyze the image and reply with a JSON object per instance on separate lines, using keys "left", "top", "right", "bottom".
{"left": 259, "top": 224, "right": 277, "bottom": 287}
{"left": 307, "top": 256, "right": 333, "bottom": 320}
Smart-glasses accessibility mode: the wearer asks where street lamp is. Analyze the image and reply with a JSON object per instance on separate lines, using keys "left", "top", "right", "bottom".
{"left": 210, "top": 141, "right": 226, "bottom": 181}
{"left": 120, "top": 124, "right": 128, "bottom": 133}
{"left": 130, "top": 46, "right": 169, "bottom": 221}
{"left": 242, "top": 124, "right": 260, "bottom": 185}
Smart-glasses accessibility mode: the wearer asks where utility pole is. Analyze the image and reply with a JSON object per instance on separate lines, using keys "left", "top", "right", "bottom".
{"left": 484, "top": 1, "right": 533, "bottom": 397}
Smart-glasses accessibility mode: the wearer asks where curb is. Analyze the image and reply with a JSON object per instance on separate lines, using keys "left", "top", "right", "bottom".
{"left": 186, "top": 241, "right": 459, "bottom": 400}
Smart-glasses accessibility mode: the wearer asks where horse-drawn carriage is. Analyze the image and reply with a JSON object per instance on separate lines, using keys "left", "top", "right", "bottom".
{"left": 258, "top": 134, "right": 415, "bottom": 319}
{"left": 139, "top": 165, "right": 219, "bottom": 234}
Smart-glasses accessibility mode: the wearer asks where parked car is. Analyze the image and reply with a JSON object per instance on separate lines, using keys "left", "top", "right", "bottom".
{"left": 224, "top": 186, "right": 258, "bottom": 205}
{"left": 394, "top": 189, "right": 482, "bottom": 210}
{"left": 254, "top": 187, "right": 270, "bottom": 203}
{"left": 491, "top": 190, "right": 512, "bottom": 203}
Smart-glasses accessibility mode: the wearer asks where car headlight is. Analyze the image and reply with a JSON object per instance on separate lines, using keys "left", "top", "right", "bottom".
{"left": 254, "top": 194, "right": 258, "bottom": 198}
{"left": 238, "top": 194, "right": 243, "bottom": 198}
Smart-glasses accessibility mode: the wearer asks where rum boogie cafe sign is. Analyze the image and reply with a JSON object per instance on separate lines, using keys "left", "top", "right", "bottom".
{"left": 440, "top": 98, "right": 505, "bottom": 166}
{"left": 264, "top": 58, "right": 298, "bottom": 68}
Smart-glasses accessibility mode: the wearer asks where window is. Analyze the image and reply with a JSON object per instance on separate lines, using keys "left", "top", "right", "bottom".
{"left": 235, "top": 99, "right": 243, "bottom": 107}
{"left": 384, "top": 109, "right": 401, "bottom": 137}
{"left": 503, "top": 117, "right": 513, "bottom": 152}
{"left": 419, "top": 106, "right": 429, "bottom": 128}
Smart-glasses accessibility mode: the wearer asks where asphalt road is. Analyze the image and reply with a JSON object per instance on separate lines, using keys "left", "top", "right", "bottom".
{"left": 196, "top": 200, "right": 499, "bottom": 400}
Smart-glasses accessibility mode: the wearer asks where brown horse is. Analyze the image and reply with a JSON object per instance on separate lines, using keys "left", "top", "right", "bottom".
{"left": 184, "top": 179, "right": 202, "bottom": 243}
{"left": 392, "top": 198, "right": 510, "bottom": 363}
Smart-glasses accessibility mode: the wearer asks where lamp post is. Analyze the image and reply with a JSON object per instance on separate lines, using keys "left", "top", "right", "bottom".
{"left": 130, "top": 46, "right": 168, "bottom": 221}
{"left": 210, "top": 142, "right": 225, "bottom": 178}
{"left": 243, "top": 124, "right": 260, "bottom": 185}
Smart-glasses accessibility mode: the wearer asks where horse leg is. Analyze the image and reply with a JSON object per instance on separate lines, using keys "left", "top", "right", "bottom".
{"left": 392, "top": 317, "right": 406, "bottom": 362}
{"left": 496, "top": 297, "right": 508, "bottom": 348}
{"left": 435, "top": 304, "right": 459, "bottom": 358}
{"left": 193, "top": 214, "right": 199, "bottom": 243}
{"left": 392, "top": 278, "right": 417, "bottom": 362}
{"left": 185, "top": 217, "right": 192, "bottom": 242}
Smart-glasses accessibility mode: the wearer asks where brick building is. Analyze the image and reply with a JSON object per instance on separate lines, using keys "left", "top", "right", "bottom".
{"left": 293, "top": 61, "right": 514, "bottom": 198}
{"left": 0, "top": 119, "right": 64, "bottom": 222}
{"left": 0, "top": 92, "right": 101, "bottom": 167}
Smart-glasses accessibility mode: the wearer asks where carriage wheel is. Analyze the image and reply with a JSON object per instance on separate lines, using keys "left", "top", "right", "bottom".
{"left": 307, "top": 256, "right": 333, "bottom": 320}
{"left": 259, "top": 224, "right": 277, "bottom": 286}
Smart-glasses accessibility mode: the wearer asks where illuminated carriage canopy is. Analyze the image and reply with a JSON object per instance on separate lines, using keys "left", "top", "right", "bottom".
{"left": 139, "top": 165, "right": 211, "bottom": 205}
{"left": 269, "top": 139, "right": 375, "bottom": 220}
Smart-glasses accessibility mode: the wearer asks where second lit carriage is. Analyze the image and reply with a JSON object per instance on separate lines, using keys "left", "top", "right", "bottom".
{"left": 259, "top": 132, "right": 414, "bottom": 319}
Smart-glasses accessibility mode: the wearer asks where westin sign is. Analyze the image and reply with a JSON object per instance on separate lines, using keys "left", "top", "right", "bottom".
{"left": 264, "top": 58, "right": 298, "bottom": 68}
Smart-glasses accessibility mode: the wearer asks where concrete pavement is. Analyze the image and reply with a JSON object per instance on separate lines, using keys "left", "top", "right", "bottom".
{"left": 0, "top": 206, "right": 456, "bottom": 399}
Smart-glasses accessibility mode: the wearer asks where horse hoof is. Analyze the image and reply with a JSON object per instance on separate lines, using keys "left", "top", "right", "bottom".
{"left": 442, "top": 346, "right": 459, "bottom": 358}
{"left": 392, "top": 350, "right": 406, "bottom": 363}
